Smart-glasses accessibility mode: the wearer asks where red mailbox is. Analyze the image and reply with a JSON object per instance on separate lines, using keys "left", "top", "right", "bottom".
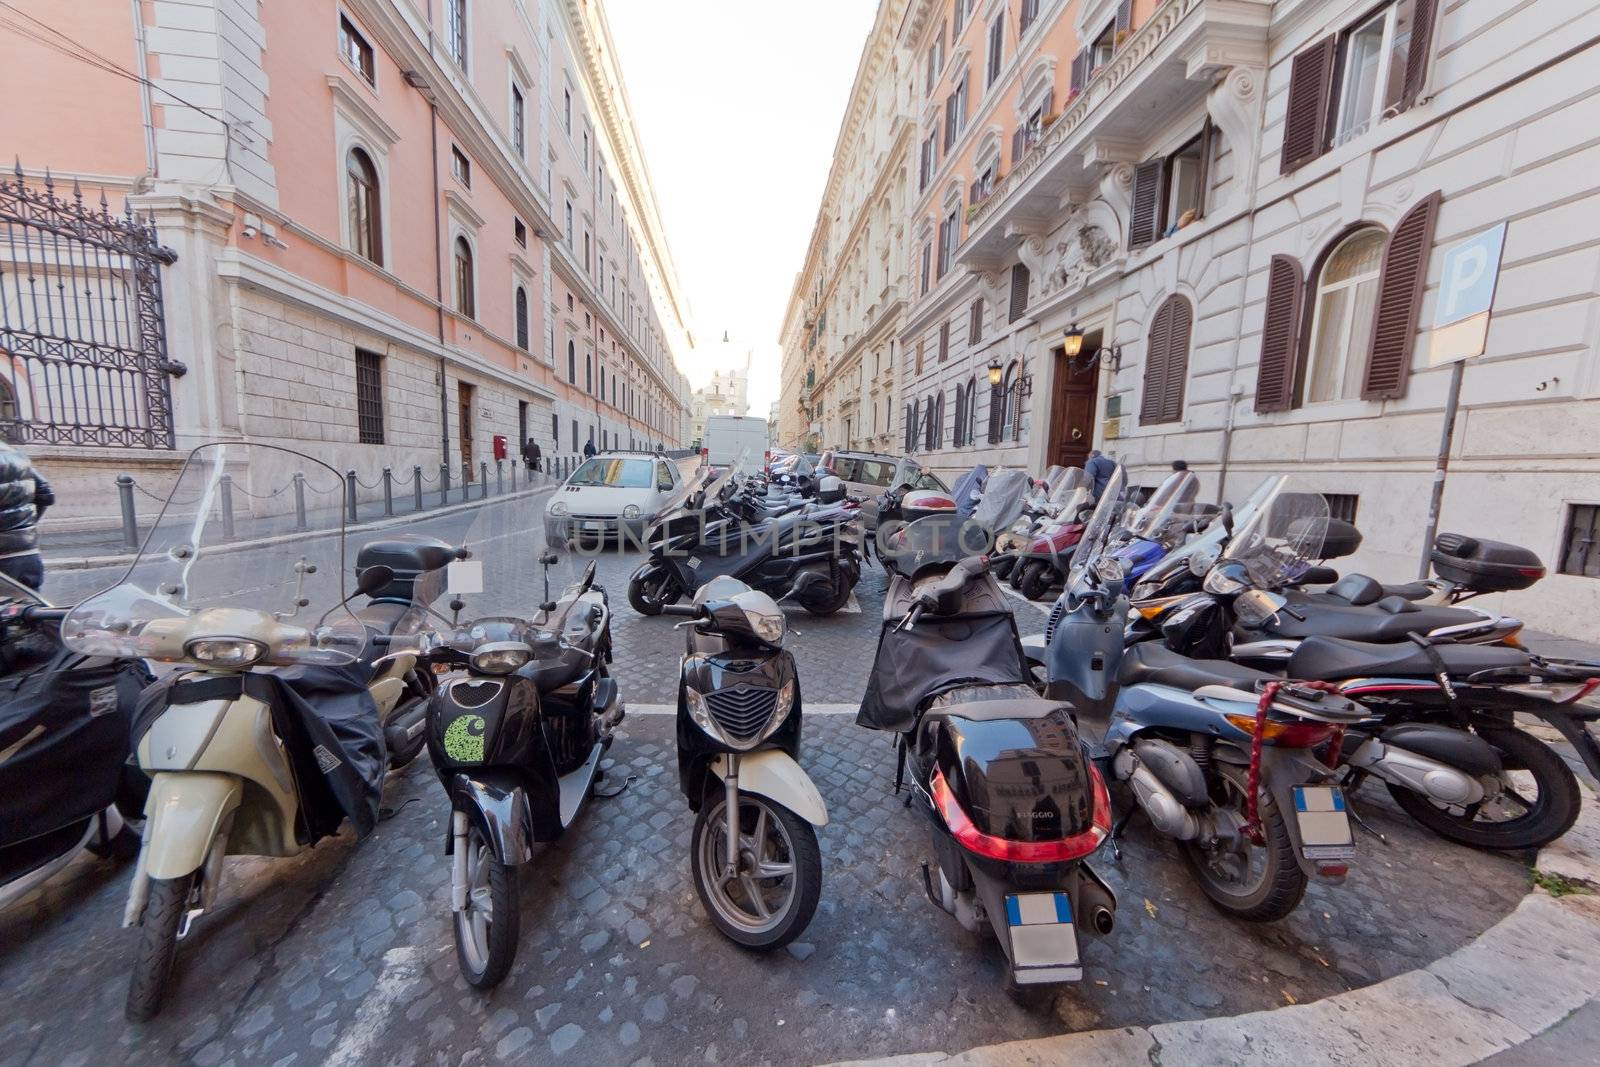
{"left": 492, "top": 434, "right": 508, "bottom": 461}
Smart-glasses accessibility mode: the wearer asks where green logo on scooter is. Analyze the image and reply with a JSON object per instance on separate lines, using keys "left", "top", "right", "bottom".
{"left": 443, "top": 715, "right": 486, "bottom": 763}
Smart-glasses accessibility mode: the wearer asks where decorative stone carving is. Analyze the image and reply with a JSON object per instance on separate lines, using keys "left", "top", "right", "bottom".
{"left": 1206, "top": 63, "right": 1266, "bottom": 206}
{"left": 1043, "top": 223, "right": 1117, "bottom": 296}
{"left": 1098, "top": 162, "right": 1137, "bottom": 238}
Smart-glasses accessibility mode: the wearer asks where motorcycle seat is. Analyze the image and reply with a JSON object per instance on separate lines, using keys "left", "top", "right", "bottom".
{"left": 1118, "top": 642, "right": 1277, "bottom": 692}
{"left": 923, "top": 684, "right": 1068, "bottom": 723}
{"left": 354, "top": 600, "right": 413, "bottom": 636}
{"left": 1262, "top": 600, "right": 1481, "bottom": 642}
{"left": 1310, "top": 573, "right": 1433, "bottom": 605}
{"left": 1287, "top": 636, "right": 1531, "bottom": 682}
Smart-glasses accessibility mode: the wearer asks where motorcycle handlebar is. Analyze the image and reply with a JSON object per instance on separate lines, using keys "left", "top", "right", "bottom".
{"left": 659, "top": 604, "right": 701, "bottom": 618}
{"left": 20, "top": 606, "right": 68, "bottom": 624}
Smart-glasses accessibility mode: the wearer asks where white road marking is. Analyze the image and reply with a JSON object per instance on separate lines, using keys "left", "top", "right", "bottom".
{"left": 324, "top": 945, "right": 426, "bottom": 1067}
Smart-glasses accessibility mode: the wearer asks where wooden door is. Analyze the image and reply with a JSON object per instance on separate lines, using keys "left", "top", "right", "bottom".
{"left": 1046, "top": 342, "right": 1098, "bottom": 470}
{"left": 459, "top": 382, "right": 475, "bottom": 479}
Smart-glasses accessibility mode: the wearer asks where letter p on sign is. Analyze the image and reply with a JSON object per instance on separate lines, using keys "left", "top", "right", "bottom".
{"left": 1427, "top": 222, "right": 1506, "bottom": 368}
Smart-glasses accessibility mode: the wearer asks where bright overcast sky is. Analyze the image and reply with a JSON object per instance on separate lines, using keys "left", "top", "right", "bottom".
{"left": 605, "top": 0, "right": 879, "bottom": 418}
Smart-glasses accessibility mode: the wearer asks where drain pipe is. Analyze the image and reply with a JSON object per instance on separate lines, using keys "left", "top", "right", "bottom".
{"left": 422, "top": 0, "right": 450, "bottom": 470}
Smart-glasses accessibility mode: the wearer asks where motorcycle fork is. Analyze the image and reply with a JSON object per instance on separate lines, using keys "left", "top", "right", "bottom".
{"left": 450, "top": 810, "right": 470, "bottom": 911}
{"left": 722, "top": 756, "right": 742, "bottom": 879}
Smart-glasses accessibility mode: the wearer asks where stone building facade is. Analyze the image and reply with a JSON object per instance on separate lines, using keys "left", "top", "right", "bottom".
{"left": 780, "top": 0, "right": 1600, "bottom": 634}
{"left": 3, "top": 0, "right": 694, "bottom": 531}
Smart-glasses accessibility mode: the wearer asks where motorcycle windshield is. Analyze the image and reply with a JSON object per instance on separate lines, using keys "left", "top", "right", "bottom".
{"left": 969, "top": 468, "right": 1032, "bottom": 535}
{"left": 1048, "top": 468, "right": 1093, "bottom": 517}
{"left": 1220, "top": 477, "right": 1331, "bottom": 589}
{"left": 61, "top": 443, "right": 366, "bottom": 666}
{"left": 1039, "top": 465, "right": 1068, "bottom": 494}
{"left": 949, "top": 465, "right": 988, "bottom": 515}
{"left": 1066, "top": 463, "right": 1128, "bottom": 588}
{"left": 1128, "top": 470, "right": 1200, "bottom": 540}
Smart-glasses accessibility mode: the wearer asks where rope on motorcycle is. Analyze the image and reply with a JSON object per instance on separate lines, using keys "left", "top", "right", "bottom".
{"left": 1242, "top": 679, "right": 1345, "bottom": 845}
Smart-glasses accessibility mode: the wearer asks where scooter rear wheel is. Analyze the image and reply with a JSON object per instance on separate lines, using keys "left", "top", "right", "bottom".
{"left": 628, "top": 565, "right": 679, "bottom": 616}
{"left": 691, "top": 794, "right": 820, "bottom": 950}
{"left": 125, "top": 873, "right": 193, "bottom": 1022}
{"left": 1019, "top": 561, "right": 1055, "bottom": 601}
{"left": 1179, "top": 764, "right": 1306, "bottom": 922}
{"left": 454, "top": 823, "right": 519, "bottom": 989}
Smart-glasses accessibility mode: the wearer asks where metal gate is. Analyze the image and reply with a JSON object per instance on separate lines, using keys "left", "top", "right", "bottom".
{"left": 0, "top": 164, "right": 182, "bottom": 449}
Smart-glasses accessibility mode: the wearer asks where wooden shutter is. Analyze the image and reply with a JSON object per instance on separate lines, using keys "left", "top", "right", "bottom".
{"left": 939, "top": 320, "right": 950, "bottom": 361}
{"left": 1280, "top": 37, "right": 1336, "bottom": 174}
{"left": 969, "top": 298, "right": 983, "bottom": 344}
{"left": 1115, "top": 0, "right": 1133, "bottom": 41}
{"left": 952, "top": 387, "right": 964, "bottom": 447}
{"left": 1040, "top": 87, "right": 1054, "bottom": 118}
{"left": 915, "top": 339, "right": 925, "bottom": 375}
{"left": 1140, "top": 301, "right": 1173, "bottom": 424}
{"left": 1011, "top": 126, "right": 1026, "bottom": 165}
{"left": 987, "top": 384, "right": 1004, "bottom": 442}
{"left": 1127, "top": 159, "right": 1163, "bottom": 249}
{"left": 1255, "top": 254, "right": 1304, "bottom": 413}
{"left": 1008, "top": 263, "right": 1030, "bottom": 322}
{"left": 1401, "top": 0, "right": 1439, "bottom": 109}
{"left": 1070, "top": 48, "right": 1090, "bottom": 93}
{"left": 1195, "top": 119, "right": 1215, "bottom": 220}
{"left": 944, "top": 97, "right": 956, "bottom": 150}
{"left": 1362, "top": 191, "right": 1441, "bottom": 400}
{"left": 1159, "top": 296, "right": 1193, "bottom": 422}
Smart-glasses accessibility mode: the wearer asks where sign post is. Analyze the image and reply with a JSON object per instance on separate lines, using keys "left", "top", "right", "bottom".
{"left": 1416, "top": 223, "right": 1507, "bottom": 577}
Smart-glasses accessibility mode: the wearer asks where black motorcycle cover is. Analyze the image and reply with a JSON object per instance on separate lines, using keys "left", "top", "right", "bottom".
{"left": 858, "top": 611, "right": 1029, "bottom": 733}
{"left": 0, "top": 642, "right": 145, "bottom": 846}
{"left": 133, "top": 660, "right": 385, "bottom": 845}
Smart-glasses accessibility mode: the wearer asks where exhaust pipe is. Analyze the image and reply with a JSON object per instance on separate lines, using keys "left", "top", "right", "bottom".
{"left": 1079, "top": 876, "right": 1116, "bottom": 936}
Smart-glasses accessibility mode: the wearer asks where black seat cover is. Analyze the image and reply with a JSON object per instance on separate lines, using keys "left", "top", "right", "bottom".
{"left": 1302, "top": 575, "right": 1436, "bottom": 607}
{"left": 1264, "top": 600, "right": 1481, "bottom": 641}
{"left": 1287, "top": 636, "right": 1531, "bottom": 682}
{"left": 1118, "top": 642, "right": 1276, "bottom": 691}
{"left": 356, "top": 537, "right": 456, "bottom": 575}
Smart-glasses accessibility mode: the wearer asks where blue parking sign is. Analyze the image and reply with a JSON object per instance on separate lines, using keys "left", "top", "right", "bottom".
{"left": 1427, "top": 223, "right": 1506, "bottom": 367}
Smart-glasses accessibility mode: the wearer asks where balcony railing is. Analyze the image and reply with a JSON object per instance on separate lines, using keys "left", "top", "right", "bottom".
{"left": 968, "top": 0, "right": 1204, "bottom": 229}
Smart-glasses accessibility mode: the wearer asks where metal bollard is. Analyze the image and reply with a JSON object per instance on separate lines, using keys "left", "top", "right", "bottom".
{"left": 115, "top": 474, "right": 139, "bottom": 550}
{"left": 441, "top": 464, "right": 450, "bottom": 507}
{"left": 219, "top": 473, "right": 236, "bottom": 541}
{"left": 292, "top": 471, "right": 308, "bottom": 530}
{"left": 480, "top": 461, "right": 488, "bottom": 499}
{"left": 345, "top": 470, "right": 358, "bottom": 524}
{"left": 413, "top": 465, "right": 423, "bottom": 512}
{"left": 496, "top": 459, "right": 503, "bottom": 495}
{"left": 461, "top": 461, "right": 471, "bottom": 503}
{"left": 382, "top": 467, "right": 394, "bottom": 517}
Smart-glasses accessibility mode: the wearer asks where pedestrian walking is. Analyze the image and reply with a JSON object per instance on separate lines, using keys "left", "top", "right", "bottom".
{"left": 0, "top": 442, "right": 54, "bottom": 590}
{"left": 583, "top": 438, "right": 597, "bottom": 459}
{"left": 1084, "top": 449, "right": 1116, "bottom": 500}
{"left": 522, "top": 436, "right": 542, "bottom": 473}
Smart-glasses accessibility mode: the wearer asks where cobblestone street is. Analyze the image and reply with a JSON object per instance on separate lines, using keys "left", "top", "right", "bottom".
{"left": 6, "top": 544, "right": 1537, "bottom": 1066}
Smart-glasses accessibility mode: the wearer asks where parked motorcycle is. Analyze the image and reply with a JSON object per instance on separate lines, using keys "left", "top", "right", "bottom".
{"left": 1041, "top": 466, "right": 1365, "bottom": 922}
{"left": 1010, "top": 469, "right": 1094, "bottom": 601}
{"left": 61, "top": 443, "right": 395, "bottom": 1021}
{"left": 629, "top": 466, "right": 862, "bottom": 616}
{"left": 660, "top": 577, "right": 824, "bottom": 948}
{"left": 860, "top": 469, "right": 1117, "bottom": 992}
{"left": 386, "top": 498, "right": 623, "bottom": 988}
{"left": 0, "top": 574, "right": 150, "bottom": 911}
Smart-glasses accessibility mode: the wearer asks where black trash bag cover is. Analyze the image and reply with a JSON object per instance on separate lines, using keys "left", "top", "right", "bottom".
{"left": 132, "top": 659, "right": 385, "bottom": 845}
{"left": 858, "top": 611, "right": 1030, "bottom": 733}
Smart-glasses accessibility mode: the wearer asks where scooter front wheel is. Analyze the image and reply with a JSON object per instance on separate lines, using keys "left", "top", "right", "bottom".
{"left": 125, "top": 873, "right": 193, "bottom": 1022}
{"left": 454, "top": 822, "right": 519, "bottom": 989}
{"left": 691, "top": 793, "right": 820, "bottom": 950}
{"left": 1019, "top": 561, "right": 1055, "bottom": 601}
{"left": 628, "top": 564, "right": 679, "bottom": 616}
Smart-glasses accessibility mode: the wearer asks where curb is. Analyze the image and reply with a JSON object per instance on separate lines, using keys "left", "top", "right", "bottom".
{"left": 825, "top": 786, "right": 1600, "bottom": 1066}
{"left": 41, "top": 484, "right": 558, "bottom": 572}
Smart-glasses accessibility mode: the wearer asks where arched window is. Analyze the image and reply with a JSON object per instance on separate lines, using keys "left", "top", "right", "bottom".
{"left": 567, "top": 340, "right": 577, "bottom": 383}
{"left": 453, "top": 236, "right": 475, "bottom": 318}
{"left": 1141, "top": 294, "right": 1194, "bottom": 425}
{"left": 346, "top": 147, "right": 382, "bottom": 265}
{"left": 585, "top": 353, "right": 593, "bottom": 393}
{"left": 1304, "top": 227, "right": 1386, "bottom": 404}
{"left": 599, "top": 364, "right": 606, "bottom": 401}
{"left": 514, "top": 286, "right": 529, "bottom": 350}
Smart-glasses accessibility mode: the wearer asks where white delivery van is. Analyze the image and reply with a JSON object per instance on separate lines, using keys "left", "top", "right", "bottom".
{"left": 702, "top": 415, "right": 770, "bottom": 472}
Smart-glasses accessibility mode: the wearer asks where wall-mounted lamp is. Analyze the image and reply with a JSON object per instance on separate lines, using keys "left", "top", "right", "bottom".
{"left": 986, "top": 356, "right": 1004, "bottom": 386}
{"left": 1062, "top": 322, "right": 1085, "bottom": 358}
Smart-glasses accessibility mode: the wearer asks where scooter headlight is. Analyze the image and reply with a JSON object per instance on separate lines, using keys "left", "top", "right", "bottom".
{"left": 470, "top": 642, "right": 533, "bottom": 675}
{"left": 744, "top": 604, "right": 785, "bottom": 645}
{"left": 1203, "top": 563, "right": 1250, "bottom": 596}
{"left": 184, "top": 636, "right": 268, "bottom": 667}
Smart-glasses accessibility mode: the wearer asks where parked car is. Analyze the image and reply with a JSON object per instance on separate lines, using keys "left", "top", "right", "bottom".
{"left": 820, "top": 450, "right": 948, "bottom": 534}
{"left": 545, "top": 451, "right": 687, "bottom": 544}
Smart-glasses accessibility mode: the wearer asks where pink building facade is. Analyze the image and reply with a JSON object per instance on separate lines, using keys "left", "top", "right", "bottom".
{"left": 1, "top": 0, "right": 694, "bottom": 528}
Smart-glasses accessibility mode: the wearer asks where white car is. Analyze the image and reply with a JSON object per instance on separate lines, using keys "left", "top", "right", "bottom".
{"left": 545, "top": 452, "right": 686, "bottom": 545}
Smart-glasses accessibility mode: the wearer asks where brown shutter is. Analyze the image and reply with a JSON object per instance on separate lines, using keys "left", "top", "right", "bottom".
{"left": 1040, "top": 87, "right": 1054, "bottom": 118}
{"left": 1127, "top": 159, "right": 1163, "bottom": 249}
{"left": 1140, "top": 301, "right": 1173, "bottom": 424}
{"left": 1401, "top": 0, "right": 1439, "bottom": 109}
{"left": 987, "top": 384, "right": 1004, "bottom": 443}
{"left": 1011, "top": 126, "right": 1026, "bottom": 164}
{"left": 1115, "top": 0, "right": 1133, "bottom": 41}
{"left": 1161, "top": 296, "right": 1193, "bottom": 422}
{"left": 1070, "top": 48, "right": 1090, "bottom": 93}
{"left": 1279, "top": 36, "right": 1336, "bottom": 175}
{"left": 1362, "top": 191, "right": 1441, "bottom": 401}
{"left": 1195, "top": 119, "right": 1215, "bottom": 220}
{"left": 1255, "top": 254, "right": 1304, "bottom": 413}
{"left": 1008, "top": 263, "right": 1030, "bottom": 322}
{"left": 939, "top": 320, "right": 950, "bottom": 361}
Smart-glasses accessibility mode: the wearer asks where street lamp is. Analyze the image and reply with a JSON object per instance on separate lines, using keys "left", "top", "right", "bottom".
{"left": 986, "top": 356, "right": 1004, "bottom": 386}
{"left": 1062, "top": 323, "right": 1085, "bottom": 358}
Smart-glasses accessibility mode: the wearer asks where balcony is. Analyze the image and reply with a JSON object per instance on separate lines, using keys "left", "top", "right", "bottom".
{"left": 960, "top": 0, "right": 1270, "bottom": 266}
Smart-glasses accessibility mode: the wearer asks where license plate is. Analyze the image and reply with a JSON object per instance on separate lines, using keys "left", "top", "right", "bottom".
{"left": 1005, "top": 892, "right": 1079, "bottom": 969}
{"left": 687, "top": 556, "right": 701, "bottom": 568}
{"left": 580, "top": 520, "right": 602, "bottom": 532}
{"left": 1292, "top": 786, "right": 1355, "bottom": 859}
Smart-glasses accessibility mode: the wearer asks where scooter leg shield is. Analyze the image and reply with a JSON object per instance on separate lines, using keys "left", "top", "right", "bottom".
{"left": 141, "top": 772, "right": 242, "bottom": 881}
{"left": 449, "top": 772, "right": 536, "bottom": 864}
{"left": 710, "top": 751, "right": 828, "bottom": 826}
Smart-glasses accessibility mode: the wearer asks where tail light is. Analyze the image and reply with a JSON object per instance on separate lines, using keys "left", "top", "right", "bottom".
{"left": 1222, "top": 713, "right": 1334, "bottom": 748}
{"left": 931, "top": 763, "right": 1111, "bottom": 864}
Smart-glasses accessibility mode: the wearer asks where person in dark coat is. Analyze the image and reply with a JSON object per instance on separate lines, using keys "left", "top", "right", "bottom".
{"left": 1171, "top": 459, "right": 1189, "bottom": 472}
{"left": 521, "top": 437, "right": 542, "bottom": 472}
{"left": 0, "top": 443, "right": 54, "bottom": 590}
{"left": 1084, "top": 449, "right": 1116, "bottom": 500}
{"left": 583, "top": 438, "right": 597, "bottom": 459}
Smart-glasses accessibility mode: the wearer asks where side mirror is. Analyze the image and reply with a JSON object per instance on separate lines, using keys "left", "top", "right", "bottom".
{"left": 354, "top": 564, "right": 394, "bottom": 597}
{"left": 539, "top": 552, "right": 559, "bottom": 566}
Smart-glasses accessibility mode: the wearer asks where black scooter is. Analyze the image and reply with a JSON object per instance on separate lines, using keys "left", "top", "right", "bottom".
{"left": 629, "top": 472, "right": 861, "bottom": 617}
{"left": 859, "top": 471, "right": 1116, "bottom": 993}
{"left": 661, "top": 576, "right": 825, "bottom": 948}
{"left": 394, "top": 549, "right": 623, "bottom": 989}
